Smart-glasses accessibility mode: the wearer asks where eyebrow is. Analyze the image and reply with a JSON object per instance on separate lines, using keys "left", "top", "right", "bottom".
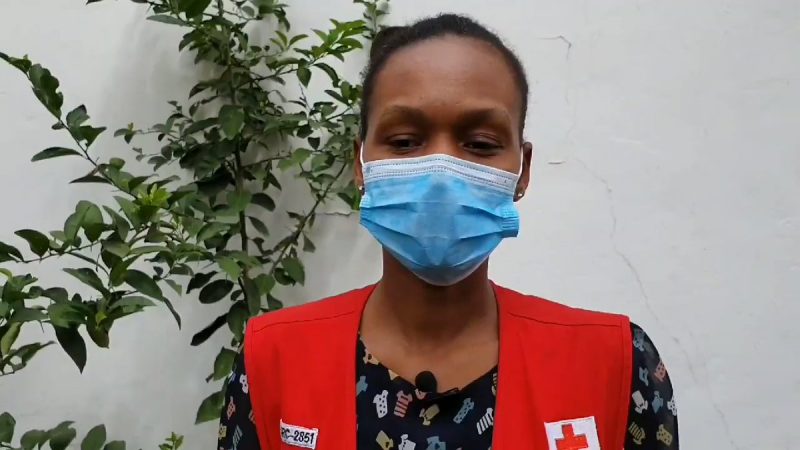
{"left": 378, "top": 105, "right": 513, "bottom": 127}
{"left": 378, "top": 105, "right": 429, "bottom": 123}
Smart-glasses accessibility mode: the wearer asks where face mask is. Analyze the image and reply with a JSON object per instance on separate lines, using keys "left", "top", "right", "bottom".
{"left": 359, "top": 148, "right": 522, "bottom": 286}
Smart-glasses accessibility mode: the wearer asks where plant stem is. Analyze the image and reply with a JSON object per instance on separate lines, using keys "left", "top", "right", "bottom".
{"left": 266, "top": 162, "right": 346, "bottom": 273}
{"left": 66, "top": 250, "right": 110, "bottom": 276}
{"left": 17, "top": 243, "right": 98, "bottom": 264}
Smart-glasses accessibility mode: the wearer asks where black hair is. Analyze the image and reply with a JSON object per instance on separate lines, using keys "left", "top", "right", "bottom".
{"left": 360, "top": 14, "right": 529, "bottom": 140}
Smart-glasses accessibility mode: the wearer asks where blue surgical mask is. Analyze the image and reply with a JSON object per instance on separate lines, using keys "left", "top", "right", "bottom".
{"left": 359, "top": 149, "right": 522, "bottom": 286}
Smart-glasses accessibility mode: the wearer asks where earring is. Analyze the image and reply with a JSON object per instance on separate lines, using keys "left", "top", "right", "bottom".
{"left": 514, "top": 189, "right": 524, "bottom": 200}
{"left": 358, "top": 185, "right": 365, "bottom": 195}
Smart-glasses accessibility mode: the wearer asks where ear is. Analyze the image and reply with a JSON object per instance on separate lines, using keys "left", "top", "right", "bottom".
{"left": 354, "top": 139, "right": 364, "bottom": 190}
{"left": 515, "top": 141, "right": 533, "bottom": 202}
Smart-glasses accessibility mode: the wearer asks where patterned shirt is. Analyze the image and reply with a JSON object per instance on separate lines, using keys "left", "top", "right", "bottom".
{"left": 218, "top": 323, "right": 677, "bottom": 449}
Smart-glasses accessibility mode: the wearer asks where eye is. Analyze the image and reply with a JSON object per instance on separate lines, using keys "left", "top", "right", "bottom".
{"left": 388, "top": 136, "right": 422, "bottom": 152}
{"left": 463, "top": 139, "right": 502, "bottom": 154}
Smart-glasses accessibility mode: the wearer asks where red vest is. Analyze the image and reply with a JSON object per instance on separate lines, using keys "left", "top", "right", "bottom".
{"left": 245, "top": 284, "right": 632, "bottom": 449}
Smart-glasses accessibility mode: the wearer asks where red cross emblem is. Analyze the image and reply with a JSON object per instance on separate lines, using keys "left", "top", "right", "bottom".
{"left": 555, "top": 424, "right": 589, "bottom": 450}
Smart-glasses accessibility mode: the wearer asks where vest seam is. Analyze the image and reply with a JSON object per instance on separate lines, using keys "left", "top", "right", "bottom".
{"left": 506, "top": 310, "right": 626, "bottom": 328}
{"left": 249, "top": 309, "right": 358, "bottom": 333}
{"left": 615, "top": 315, "right": 633, "bottom": 449}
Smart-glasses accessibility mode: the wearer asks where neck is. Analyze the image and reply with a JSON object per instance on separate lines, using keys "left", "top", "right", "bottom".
{"left": 366, "top": 251, "right": 498, "bottom": 345}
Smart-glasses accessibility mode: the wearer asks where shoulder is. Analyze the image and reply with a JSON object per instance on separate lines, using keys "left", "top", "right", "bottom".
{"left": 246, "top": 284, "right": 373, "bottom": 336}
{"left": 495, "top": 283, "right": 630, "bottom": 329}
{"left": 629, "top": 322, "right": 667, "bottom": 364}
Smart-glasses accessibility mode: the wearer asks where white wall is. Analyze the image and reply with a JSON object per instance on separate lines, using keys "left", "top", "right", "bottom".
{"left": 1, "top": 0, "right": 798, "bottom": 448}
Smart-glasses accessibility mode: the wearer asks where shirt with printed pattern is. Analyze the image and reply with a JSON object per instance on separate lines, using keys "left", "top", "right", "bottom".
{"left": 218, "top": 322, "right": 677, "bottom": 449}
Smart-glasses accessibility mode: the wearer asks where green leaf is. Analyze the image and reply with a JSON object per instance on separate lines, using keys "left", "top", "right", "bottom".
{"left": 64, "top": 201, "right": 104, "bottom": 243}
{"left": 242, "top": 276, "right": 260, "bottom": 316}
{"left": 303, "top": 235, "right": 316, "bottom": 252}
{"left": 48, "top": 303, "right": 86, "bottom": 327}
{"left": 219, "top": 105, "right": 245, "bottom": 139}
{"left": 77, "top": 126, "right": 106, "bottom": 146}
{"left": 295, "top": 124, "right": 314, "bottom": 139}
{"left": 83, "top": 201, "right": 105, "bottom": 241}
{"left": 31, "top": 147, "right": 82, "bottom": 162}
{"left": 212, "top": 348, "right": 237, "bottom": 381}
{"left": 54, "top": 325, "right": 87, "bottom": 372}
{"left": 114, "top": 197, "right": 139, "bottom": 228}
{"left": 190, "top": 313, "right": 227, "bottom": 346}
{"left": 28, "top": 64, "right": 63, "bottom": 116}
{"left": 21, "top": 429, "right": 47, "bottom": 450}
{"left": 226, "top": 302, "right": 248, "bottom": 340}
{"left": 199, "top": 279, "right": 234, "bottom": 304}
{"left": 123, "top": 269, "right": 162, "bottom": 300}
{"left": 195, "top": 391, "right": 224, "bottom": 424}
{"left": 217, "top": 257, "right": 241, "bottom": 280}
{"left": 226, "top": 190, "right": 252, "bottom": 213}
{"left": 66, "top": 105, "right": 89, "bottom": 128}
{"left": 337, "top": 37, "right": 363, "bottom": 49}
{"left": 0, "top": 412, "right": 15, "bottom": 443}
{"left": 123, "top": 269, "right": 180, "bottom": 326}
{"left": 129, "top": 245, "right": 168, "bottom": 256}
{"left": 103, "top": 207, "right": 131, "bottom": 240}
{"left": 10, "top": 342, "right": 51, "bottom": 369}
{"left": 291, "top": 148, "right": 312, "bottom": 165}
{"left": 248, "top": 216, "right": 269, "bottom": 236}
{"left": 0, "top": 241, "right": 23, "bottom": 262}
{"left": 109, "top": 296, "right": 155, "bottom": 312}
{"left": 314, "top": 62, "right": 339, "bottom": 85}
{"left": 325, "top": 89, "right": 346, "bottom": 103}
{"left": 165, "top": 279, "right": 182, "bottom": 295}
{"left": 49, "top": 422, "right": 77, "bottom": 450}
{"left": 108, "top": 256, "right": 137, "bottom": 287}
{"left": 0, "top": 51, "right": 32, "bottom": 73}
{"left": 15, "top": 229, "right": 50, "bottom": 257}
{"left": 183, "top": 117, "right": 216, "bottom": 134}
{"left": 297, "top": 67, "right": 311, "bottom": 87}
{"left": 63, "top": 268, "right": 109, "bottom": 295}
{"left": 197, "top": 222, "right": 229, "bottom": 242}
{"left": 103, "top": 441, "right": 125, "bottom": 450}
{"left": 281, "top": 257, "right": 305, "bottom": 285}
{"left": 177, "top": 0, "right": 211, "bottom": 16}
{"left": 70, "top": 174, "right": 109, "bottom": 184}
{"left": 43, "top": 287, "right": 68, "bottom": 303}
{"left": 251, "top": 193, "right": 275, "bottom": 211}
{"left": 254, "top": 274, "right": 275, "bottom": 297}
{"left": 81, "top": 425, "right": 106, "bottom": 450}
{"left": 102, "top": 241, "right": 130, "bottom": 258}
{"left": 240, "top": 5, "right": 255, "bottom": 17}
{"left": 126, "top": 175, "right": 149, "bottom": 192}
{"left": 187, "top": 272, "right": 214, "bottom": 293}
{"left": 9, "top": 307, "right": 48, "bottom": 323}
{"left": 1, "top": 322, "right": 21, "bottom": 355}
{"left": 146, "top": 15, "right": 187, "bottom": 26}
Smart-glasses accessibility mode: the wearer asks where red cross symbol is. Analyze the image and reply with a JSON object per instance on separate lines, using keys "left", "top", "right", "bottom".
{"left": 555, "top": 424, "right": 589, "bottom": 450}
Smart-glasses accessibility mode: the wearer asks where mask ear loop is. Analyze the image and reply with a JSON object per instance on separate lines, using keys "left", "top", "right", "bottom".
{"left": 514, "top": 146, "right": 525, "bottom": 200}
{"left": 358, "top": 144, "right": 366, "bottom": 195}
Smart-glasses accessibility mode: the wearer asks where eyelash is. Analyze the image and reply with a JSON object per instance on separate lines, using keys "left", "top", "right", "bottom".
{"left": 388, "top": 138, "right": 422, "bottom": 151}
{"left": 464, "top": 140, "right": 502, "bottom": 153}
{"left": 387, "top": 137, "right": 503, "bottom": 154}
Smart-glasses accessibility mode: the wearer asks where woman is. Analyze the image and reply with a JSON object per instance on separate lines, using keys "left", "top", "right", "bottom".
{"left": 219, "top": 14, "right": 678, "bottom": 450}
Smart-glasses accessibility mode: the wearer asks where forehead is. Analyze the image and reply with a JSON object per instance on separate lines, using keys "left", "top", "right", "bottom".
{"left": 369, "top": 36, "right": 523, "bottom": 127}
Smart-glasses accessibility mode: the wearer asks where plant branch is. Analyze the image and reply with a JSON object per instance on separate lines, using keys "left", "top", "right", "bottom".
{"left": 66, "top": 250, "right": 110, "bottom": 276}
{"left": 265, "top": 162, "right": 347, "bottom": 273}
{"left": 17, "top": 242, "right": 98, "bottom": 264}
